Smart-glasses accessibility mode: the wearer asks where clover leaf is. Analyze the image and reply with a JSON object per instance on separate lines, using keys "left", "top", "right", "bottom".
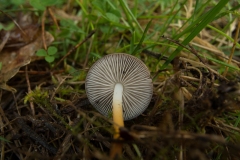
{"left": 36, "top": 46, "right": 57, "bottom": 63}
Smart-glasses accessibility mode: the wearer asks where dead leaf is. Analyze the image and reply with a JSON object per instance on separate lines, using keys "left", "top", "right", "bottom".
{"left": 0, "top": 31, "right": 9, "bottom": 52}
{"left": 0, "top": 24, "right": 40, "bottom": 48}
{"left": 0, "top": 31, "right": 54, "bottom": 92}
{"left": 52, "top": 8, "right": 82, "bottom": 21}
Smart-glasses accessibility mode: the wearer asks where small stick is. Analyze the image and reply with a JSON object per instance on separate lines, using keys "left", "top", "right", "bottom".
{"left": 48, "top": 7, "right": 60, "bottom": 30}
{"left": 0, "top": 31, "right": 9, "bottom": 52}
{"left": 15, "top": 115, "right": 57, "bottom": 154}
{"left": 52, "top": 30, "right": 96, "bottom": 69}
{"left": 223, "top": 18, "right": 240, "bottom": 76}
{"left": 50, "top": 75, "right": 67, "bottom": 102}
{"left": 83, "top": 34, "right": 94, "bottom": 68}
{"left": 41, "top": 10, "right": 47, "bottom": 50}
{"left": 25, "top": 66, "right": 35, "bottom": 115}
{"left": 161, "top": 35, "right": 206, "bottom": 64}
{"left": 18, "top": 70, "right": 64, "bottom": 75}
{"left": 0, "top": 10, "right": 27, "bottom": 37}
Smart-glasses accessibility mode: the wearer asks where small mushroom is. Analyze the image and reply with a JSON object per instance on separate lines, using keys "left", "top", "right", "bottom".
{"left": 85, "top": 53, "right": 153, "bottom": 157}
{"left": 85, "top": 53, "right": 153, "bottom": 137}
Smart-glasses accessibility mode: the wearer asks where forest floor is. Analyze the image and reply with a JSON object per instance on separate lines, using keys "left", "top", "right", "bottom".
{"left": 1, "top": 1, "right": 240, "bottom": 160}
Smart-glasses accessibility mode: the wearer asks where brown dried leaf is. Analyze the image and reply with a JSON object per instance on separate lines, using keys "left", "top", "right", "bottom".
{"left": 0, "top": 31, "right": 10, "bottom": 52}
{"left": 0, "top": 24, "right": 40, "bottom": 48}
{"left": 52, "top": 8, "right": 82, "bottom": 21}
{"left": 0, "top": 31, "right": 54, "bottom": 92}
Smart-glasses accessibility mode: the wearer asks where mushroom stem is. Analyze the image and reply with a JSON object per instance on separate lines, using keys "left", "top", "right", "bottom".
{"left": 112, "top": 83, "right": 124, "bottom": 138}
{"left": 111, "top": 83, "right": 124, "bottom": 158}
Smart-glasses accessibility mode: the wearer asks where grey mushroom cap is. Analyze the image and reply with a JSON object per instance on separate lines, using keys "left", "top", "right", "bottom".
{"left": 85, "top": 53, "right": 153, "bottom": 120}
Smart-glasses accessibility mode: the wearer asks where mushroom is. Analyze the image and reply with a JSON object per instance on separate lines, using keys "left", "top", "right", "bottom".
{"left": 85, "top": 53, "right": 153, "bottom": 155}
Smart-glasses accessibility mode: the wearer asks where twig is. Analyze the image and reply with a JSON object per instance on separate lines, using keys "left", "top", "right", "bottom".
{"left": 0, "top": 90, "right": 5, "bottom": 160}
{"left": 50, "top": 75, "right": 67, "bottom": 102}
{"left": 185, "top": 66, "right": 203, "bottom": 96}
{"left": 0, "top": 10, "right": 27, "bottom": 38}
{"left": 0, "top": 107, "right": 24, "bottom": 159}
{"left": 83, "top": 33, "right": 94, "bottom": 68}
{"left": 52, "top": 30, "right": 96, "bottom": 69}
{"left": 147, "top": 93, "right": 161, "bottom": 120}
{"left": 142, "top": 49, "right": 168, "bottom": 60}
{"left": 18, "top": 70, "right": 64, "bottom": 75}
{"left": 53, "top": 134, "right": 72, "bottom": 160}
{"left": 161, "top": 35, "right": 206, "bottom": 63}
{"left": 223, "top": 18, "right": 240, "bottom": 76}
{"left": 0, "top": 31, "right": 9, "bottom": 52}
{"left": 48, "top": 7, "right": 60, "bottom": 30}
{"left": 25, "top": 66, "right": 35, "bottom": 115}
{"left": 41, "top": 10, "right": 47, "bottom": 50}
{"left": 15, "top": 115, "right": 57, "bottom": 154}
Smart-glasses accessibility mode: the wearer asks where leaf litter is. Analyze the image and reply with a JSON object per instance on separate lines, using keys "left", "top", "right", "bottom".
{"left": 0, "top": 17, "right": 54, "bottom": 92}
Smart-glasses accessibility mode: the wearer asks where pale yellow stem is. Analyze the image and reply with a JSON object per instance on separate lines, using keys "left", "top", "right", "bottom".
{"left": 112, "top": 83, "right": 124, "bottom": 138}
{"left": 110, "top": 83, "right": 124, "bottom": 158}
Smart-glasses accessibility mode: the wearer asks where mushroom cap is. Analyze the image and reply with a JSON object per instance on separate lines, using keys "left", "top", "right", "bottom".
{"left": 85, "top": 53, "right": 153, "bottom": 120}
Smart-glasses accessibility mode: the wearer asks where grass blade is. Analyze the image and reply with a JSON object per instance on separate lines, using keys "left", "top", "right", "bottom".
{"left": 161, "top": 0, "right": 230, "bottom": 69}
{"left": 131, "top": 20, "right": 152, "bottom": 55}
{"left": 119, "top": 0, "right": 143, "bottom": 32}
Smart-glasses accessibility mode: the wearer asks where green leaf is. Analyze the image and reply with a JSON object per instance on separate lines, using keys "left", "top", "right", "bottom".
{"left": 105, "top": 12, "right": 120, "bottom": 23}
{"left": 10, "top": 0, "right": 25, "bottom": 5}
{"left": 29, "top": 0, "right": 58, "bottom": 10}
{"left": 92, "top": 0, "right": 106, "bottom": 13}
{"left": 39, "top": 0, "right": 58, "bottom": 6}
{"left": 36, "top": 49, "right": 47, "bottom": 56}
{"left": 201, "top": 55, "right": 240, "bottom": 71}
{"left": 99, "top": 25, "right": 112, "bottom": 33}
{"left": 68, "top": 66, "right": 78, "bottom": 76}
{"left": 119, "top": 0, "right": 143, "bottom": 32}
{"left": 0, "top": 62, "right": 2, "bottom": 70}
{"left": 90, "top": 52, "right": 102, "bottom": 59}
{"left": 45, "top": 56, "right": 55, "bottom": 63}
{"left": 129, "top": 30, "right": 136, "bottom": 54}
{"left": 207, "top": 24, "right": 240, "bottom": 48}
{"left": 0, "top": 136, "right": 10, "bottom": 143}
{"left": 0, "top": 23, "right": 15, "bottom": 31}
{"left": 54, "top": 97, "right": 66, "bottom": 102}
{"left": 131, "top": 20, "right": 152, "bottom": 55}
{"left": 60, "top": 19, "right": 84, "bottom": 33}
{"left": 29, "top": 0, "right": 46, "bottom": 10}
{"left": 105, "top": 0, "right": 117, "bottom": 10}
{"left": 47, "top": 46, "right": 57, "bottom": 55}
